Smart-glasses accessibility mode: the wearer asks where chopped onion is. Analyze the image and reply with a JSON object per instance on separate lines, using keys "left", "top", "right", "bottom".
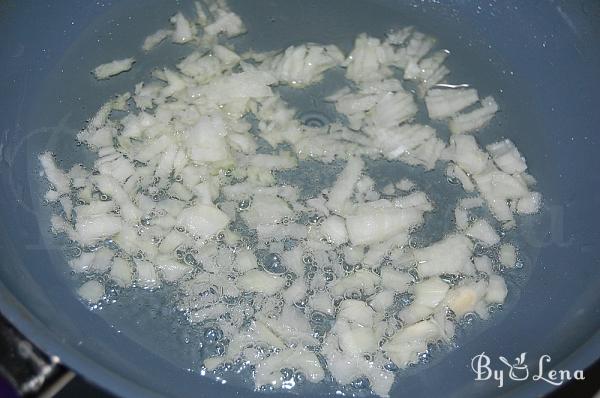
{"left": 425, "top": 88, "right": 479, "bottom": 119}
{"left": 237, "top": 269, "right": 285, "bottom": 295}
{"left": 415, "top": 234, "right": 475, "bottom": 277}
{"left": 320, "top": 215, "right": 349, "bottom": 245}
{"left": 78, "top": 280, "right": 105, "bottom": 303}
{"left": 39, "top": 3, "right": 543, "bottom": 395}
{"left": 110, "top": 257, "right": 133, "bottom": 287}
{"left": 465, "top": 219, "right": 501, "bottom": 247}
{"left": 326, "top": 156, "right": 364, "bottom": 214}
{"left": 175, "top": 204, "right": 229, "bottom": 240}
{"left": 499, "top": 243, "right": 517, "bottom": 268}
{"left": 486, "top": 275, "right": 508, "bottom": 303}
{"left": 449, "top": 96, "right": 498, "bottom": 134}
{"left": 170, "top": 12, "right": 195, "bottom": 44}
{"left": 142, "top": 29, "right": 172, "bottom": 51}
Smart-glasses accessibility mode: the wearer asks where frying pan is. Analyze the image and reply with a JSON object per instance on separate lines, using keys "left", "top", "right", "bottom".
{"left": 1, "top": 1, "right": 599, "bottom": 397}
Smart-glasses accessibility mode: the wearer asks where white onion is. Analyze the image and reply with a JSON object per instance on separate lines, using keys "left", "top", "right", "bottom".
{"left": 39, "top": 152, "right": 70, "bottom": 195}
{"left": 326, "top": 156, "right": 364, "bottom": 214}
{"left": 346, "top": 206, "right": 424, "bottom": 246}
{"left": 78, "top": 280, "right": 105, "bottom": 303}
{"left": 487, "top": 139, "right": 528, "bottom": 174}
{"left": 465, "top": 219, "right": 501, "bottom": 247}
{"left": 110, "top": 257, "right": 133, "bottom": 287}
{"left": 92, "top": 58, "right": 135, "bottom": 80}
{"left": 499, "top": 243, "right": 517, "bottom": 268}
{"left": 142, "top": 29, "right": 172, "bottom": 52}
{"left": 237, "top": 269, "right": 285, "bottom": 295}
{"left": 444, "top": 280, "right": 488, "bottom": 317}
{"left": 175, "top": 204, "right": 229, "bottom": 240}
{"left": 380, "top": 267, "right": 412, "bottom": 292}
{"left": 486, "top": 275, "right": 508, "bottom": 303}
{"left": 517, "top": 191, "right": 542, "bottom": 214}
{"left": 265, "top": 44, "right": 344, "bottom": 87}
{"left": 382, "top": 319, "right": 443, "bottom": 367}
{"left": 425, "top": 88, "right": 479, "bottom": 119}
{"left": 170, "top": 12, "right": 195, "bottom": 44}
{"left": 135, "top": 259, "right": 160, "bottom": 289}
{"left": 338, "top": 300, "right": 375, "bottom": 327}
{"left": 449, "top": 96, "right": 498, "bottom": 134}
{"left": 415, "top": 234, "right": 475, "bottom": 277}
{"left": 413, "top": 277, "right": 450, "bottom": 308}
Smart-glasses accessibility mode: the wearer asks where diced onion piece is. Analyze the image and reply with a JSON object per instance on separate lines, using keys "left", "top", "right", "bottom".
{"left": 486, "top": 275, "right": 508, "bottom": 304}
{"left": 460, "top": 197, "right": 484, "bottom": 209}
{"left": 92, "top": 58, "right": 135, "bottom": 80}
{"left": 266, "top": 44, "right": 344, "bottom": 87}
{"left": 412, "top": 277, "right": 449, "bottom": 308}
{"left": 142, "top": 29, "right": 172, "bottom": 51}
{"left": 283, "top": 277, "right": 306, "bottom": 304}
{"left": 176, "top": 204, "right": 230, "bottom": 240}
{"left": 326, "top": 156, "right": 364, "bottom": 214}
{"left": 499, "top": 243, "right": 517, "bottom": 268}
{"left": 455, "top": 206, "right": 469, "bottom": 230}
{"left": 380, "top": 267, "right": 412, "bottom": 292}
{"left": 242, "top": 194, "right": 293, "bottom": 229}
{"left": 237, "top": 269, "right": 285, "bottom": 295}
{"left": 444, "top": 280, "right": 488, "bottom": 317}
{"left": 309, "top": 292, "right": 335, "bottom": 316}
{"left": 75, "top": 215, "right": 122, "bottom": 245}
{"left": 90, "top": 247, "right": 114, "bottom": 273}
{"left": 465, "top": 219, "right": 500, "bottom": 247}
{"left": 346, "top": 207, "right": 424, "bottom": 246}
{"left": 204, "top": 9, "right": 246, "bottom": 38}
{"left": 234, "top": 249, "right": 258, "bottom": 273}
{"left": 69, "top": 252, "right": 96, "bottom": 273}
{"left": 396, "top": 178, "right": 415, "bottom": 191}
{"left": 415, "top": 234, "right": 474, "bottom": 277}
{"left": 338, "top": 326, "right": 377, "bottom": 355}
{"left": 446, "top": 163, "right": 475, "bottom": 192}
{"left": 338, "top": 300, "right": 375, "bottom": 327}
{"left": 343, "top": 246, "right": 365, "bottom": 266}
{"left": 320, "top": 215, "right": 348, "bottom": 245}
{"left": 449, "top": 96, "right": 498, "bottom": 134}
{"left": 254, "top": 349, "right": 324, "bottom": 387}
{"left": 39, "top": 152, "right": 70, "bottom": 195}
{"left": 345, "top": 34, "right": 393, "bottom": 83}
{"left": 382, "top": 319, "right": 442, "bottom": 367}
{"left": 170, "top": 12, "right": 195, "bottom": 43}
{"left": 110, "top": 257, "right": 133, "bottom": 287}
{"left": 473, "top": 255, "right": 493, "bottom": 274}
{"left": 398, "top": 303, "right": 435, "bottom": 325}
{"left": 517, "top": 191, "right": 542, "bottom": 214}
{"left": 444, "top": 135, "right": 489, "bottom": 175}
{"left": 425, "top": 88, "right": 479, "bottom": 119}
{"left": 135, "top": 260, "right": 160, "bottom": 289}
{"left": 155, "top": 255, "right": 191, "bottom": 282}
{"left": 370, "top": 91, "right": 418, "bottom": 129}
{"left": 486, "top": 139, "right": 527, "bottom": 174}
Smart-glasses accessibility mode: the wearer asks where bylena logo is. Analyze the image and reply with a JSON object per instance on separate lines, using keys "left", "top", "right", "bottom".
{"left": 471, "top": 352, "right": 585, "bottom": 388}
